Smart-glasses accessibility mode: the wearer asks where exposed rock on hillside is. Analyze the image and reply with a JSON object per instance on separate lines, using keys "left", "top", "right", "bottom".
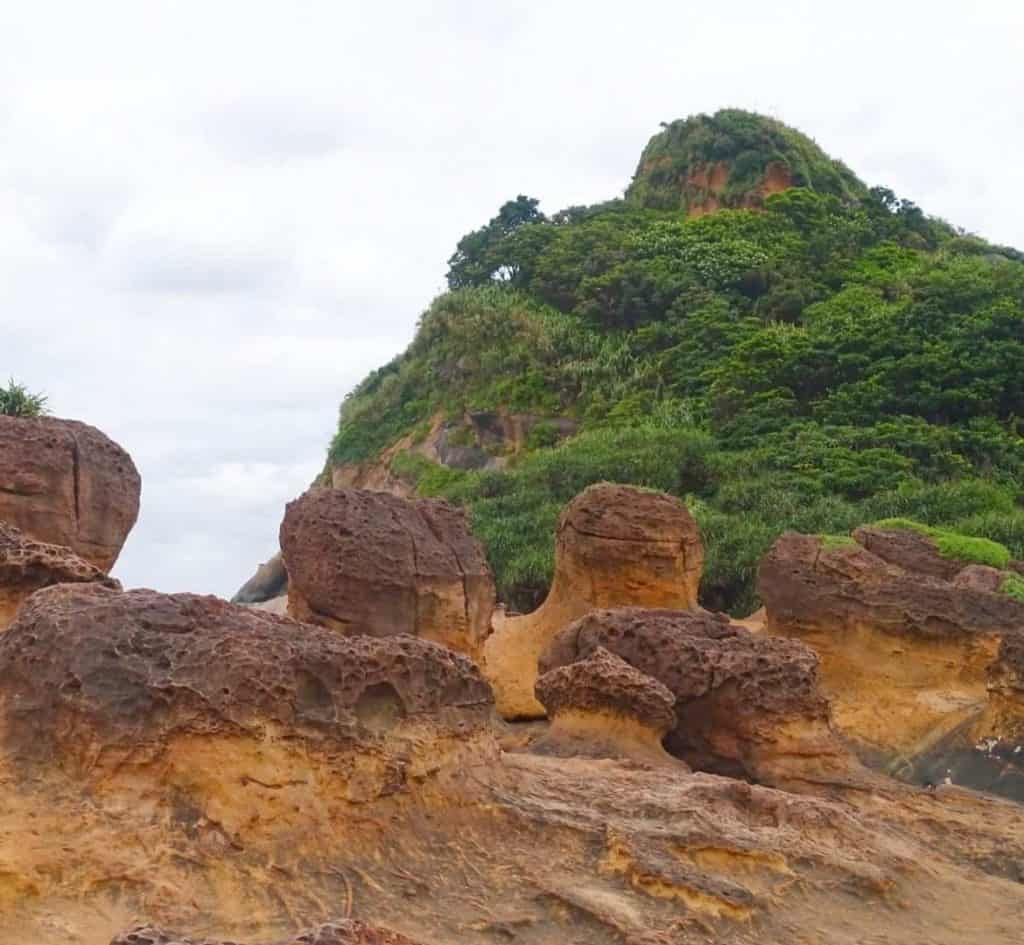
{"left": 0, "top": 415, "right": 140, "bottom": 570}
{"left": 539, "top": 607, "right": 854, "bottom": 788}
{"left": 532, "top": 646, "right": 679, "bottom": 765}
{"left": 0, "top": 584, "right": 493, "bottom": 789}
{"left": 483, "top": 483, "right": 702, "bottom": 718}
{"left": 759, "top": 532, "right": 1024, "bottom": 798}
{"left": 280, "top": 487, "right": 495, "bottom": 658}
{"left": 626, "top": 109, "right": 865, "bottom": 215}
{"left": 0, "top": 521, "right": 119, "bottom": 629}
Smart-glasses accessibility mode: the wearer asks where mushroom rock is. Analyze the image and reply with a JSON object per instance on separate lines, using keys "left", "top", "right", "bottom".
{"left": 758, "top": 532, "right": 1024, "bottom": 794}
{"left": 852, "top": 525, "right": 966, "bottom": 581}
{"left": 483, "top": 483, "right": 703, "bottom": 719}
{"left": 280, "top": 487, "right": 495, "bottom": 659}
{"left": 110, "top": 921, "right": 426, "bottom": 945}
{"left": 0, "top": 415, "right": 141, "bottom": 571}
{"left": 0, "top": 584, "right": 494, "bottom": 805}
{"left": 532, "top": 646, "right": 680, "bottom": 765}
{"left": 539, "top": 607, "right": 854, "bottom": 789}
{"left": 0, "top": 521, "right": 120, "bottom": 629}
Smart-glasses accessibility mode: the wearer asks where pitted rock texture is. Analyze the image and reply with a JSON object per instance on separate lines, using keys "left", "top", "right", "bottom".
{"left": 0, "top": 521, "right": 119, "bottom": 629}
{"left": 110, "top": 920, "right": 425, "bottom": 944}
{"left": 759, "top": 532, "right": 1024, "bottom": 797}
{"left": 852, "top": 525, "right": 965, "bottom": 581}
{"left": 953, "top": 564, "right": 1006, "bottom": 594}
{"left": 231, "top": 551, "right": 288, "bottom": 604}
{"left": 484, "top": 483, "right": 703, "bottom": 719}
{"left": 536, "top": 646, "right": 676, "bottom": 733}
{"left": 0, "top": 584, "right": 493, "bottom": 771}
{"left": 0, "top": 415, "right": 140, "bottom": 570}
{"left": 539, "top": 607, "right": 851, "bottom": 786}
{"left": 281, "top": 487, "right": 495, "bottom": 658}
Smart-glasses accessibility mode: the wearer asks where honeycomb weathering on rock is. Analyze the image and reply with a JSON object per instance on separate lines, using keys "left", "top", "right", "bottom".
{"left": 0, "top": 415, "right": 141, "bottom": 571}
{"left": 0, "top": 521, "right": 120, "bottom": 629}
{"left": 0, "top": 584, "right": 493, "bottom": 767}
{"left": 539, "top": 606, "right": 851, "bottom": 785}
{"left": 280, "top": 487, "right": 495, "bottom": 657}
{"left": 110, "top": 920, "right": 426, "bottom": 945}
{"left": 483, "top": 483, "right": 703, "bottom": 719}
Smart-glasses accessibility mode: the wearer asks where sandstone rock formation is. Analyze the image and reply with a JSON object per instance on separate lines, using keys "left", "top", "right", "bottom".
{"left": 0, "top": 415, "right": 140, "bottom": 570}
{"left": 0, "top": 584, "right": 493, "bottom": 794}
{"left": 111, "top": 921, "right": 425, "bottom": 944}
{"left": 532, "top": 646, "right": 679, "bottom": 765}
{"left": 852, "top": 524, "right": 969, "bottom": 581}
{"left": 280, "top": 487, "right": 495, "bottom": 658}
{"left": 484, "top": 483, "right": 703, "bottom": 718}
{"left": 0, "top": 521, "right": 120, "bottom": 629}
{"left": 539, "top": 607, "right": 853, "bottom": 788}
{"left": 759, "top": 531, "right": 1024, "bottom": 797}
{"left": 231, "top": 551, "right": 288, "bottom": 605}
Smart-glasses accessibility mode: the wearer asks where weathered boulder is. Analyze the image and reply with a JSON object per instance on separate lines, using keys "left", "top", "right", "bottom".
{"left": 0, "top": 521, "right": 119, "bottom": 629}
{"left": 231, "top": 550, "right": 288, "bottom": 604}
{"left": 853, "top": 524, "right": 969, "bottom": 581}
{"left": 280, "top": 487, "right": 495, "bottom": 658}
{"left": 0, "top": 415, "right": 140, "bottom": 570}
{"left": 953, "top": 564, "right": 1006, "bottom": 594}
{"left": 532, "top": 646, "right": 679, "bottom": 764}
{"left": 483, "top": 483, "right": 703, "bottom": 718}
{"left": 759, "top": 532, "right": 1024, "bottom": 795}
{"left": 539, "top": 607, "right": 853, "bottom": 788}
{"left": 111, "top": 921, "right": 425, "bottom": 945}
{"left": 0, "top": 584, "right": 493, "bottom": 798}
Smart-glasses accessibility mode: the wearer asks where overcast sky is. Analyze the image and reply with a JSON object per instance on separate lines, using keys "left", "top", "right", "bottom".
{"left": 2, "top": 1, "right": 1022, "bottom": 597}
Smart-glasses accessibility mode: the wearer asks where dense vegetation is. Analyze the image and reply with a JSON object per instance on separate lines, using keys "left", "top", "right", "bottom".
{"left": 0, "top": 379, "right": 48, "bottom": 418}
{"left": 329, "top": 110, "right": 1024, "bottom": 614}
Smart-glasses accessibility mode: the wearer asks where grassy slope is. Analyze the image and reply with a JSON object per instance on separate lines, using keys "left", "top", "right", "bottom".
{"left": 327, "top": 110, "right": 1024, "bottom": 615}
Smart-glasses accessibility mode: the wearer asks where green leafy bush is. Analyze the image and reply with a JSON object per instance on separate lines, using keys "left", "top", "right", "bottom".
{"left": 0, "top": 379, "right": 48, "bottom": 417}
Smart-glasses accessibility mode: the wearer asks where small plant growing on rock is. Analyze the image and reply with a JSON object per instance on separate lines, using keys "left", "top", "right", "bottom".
{"left": 0, "top": 379, "right": 48, "bottom": 417}
{"left": 1000, "top": 572, "right": 1024, "bottom": 604}
{"left": 872, "top": 518, "right": 1011, "bottom": 569}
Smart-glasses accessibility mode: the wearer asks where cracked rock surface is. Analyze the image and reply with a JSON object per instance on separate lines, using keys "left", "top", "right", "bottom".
{"left": 0, "top": 415, "right": 140, "bottom": 571}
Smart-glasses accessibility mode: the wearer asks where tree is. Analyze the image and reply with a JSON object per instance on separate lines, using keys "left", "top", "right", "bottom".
{"left": 0, "top": 378, "right": 49, "bottom": 417}
{"left": 446, "top": 195, "right": 546, "bottom": 288}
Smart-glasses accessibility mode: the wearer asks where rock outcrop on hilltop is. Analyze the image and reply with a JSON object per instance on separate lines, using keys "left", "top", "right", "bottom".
{"left": 759, "top": 531, "right": 1024, "bottom": 798}
{"left": 539, "top": 607, "right": 855, "bottom": 788}
{"left": 532, "top": 646, "right": 679, "bottom": 765}
{"left": 0, "top": 415, "right": 140, "bottom": 571}
{"left": 280, "top": 487, "right": 495, "bottom": 658}
{"left": 111, "top": 920, "right": 426, "bottom": 944}
{"left": 483, "top": 483, "right": 702, "bottom": 718}
{"left": 0, "top": 521, "right": 119, "bottom": 629}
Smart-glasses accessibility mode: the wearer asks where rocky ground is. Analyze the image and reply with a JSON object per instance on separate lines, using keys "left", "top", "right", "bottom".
{"left": 3, "top": 416, "right": 1024, "bottom": 943}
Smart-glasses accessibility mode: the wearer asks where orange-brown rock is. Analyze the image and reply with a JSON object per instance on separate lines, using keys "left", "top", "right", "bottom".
{"left": 852, "top": 524, "right": 964, "bottom": 581}
{"left": 953, "top": 564, "right": 1006, "bottom": 593}
{"left": 0, "top": 584, "right": 493, "bottom": 786}
{"left": 0, "top": 521, "right": 119, "bottom": 629}
{"left": 759, "top": 532, "right": 1024, "bottom": 792}
{"left": 280, "top": 487, "right": 495, "bottom": 658}
{"left": 532, "top": 646, "right": 679, "bottom": 765}
{"left": 483, "top": 483, "right": 702, "bottom": 719}
{"left": 0, "top": 415, "right": 140, "bottom": 570}
{"left": 111, "top": 920, "right": 425, "bottom": 945}
{"left": 539, "top": 607, "right": 853, "bottom": 788}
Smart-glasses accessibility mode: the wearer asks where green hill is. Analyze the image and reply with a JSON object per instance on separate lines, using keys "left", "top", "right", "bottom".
{"left": 327, "top": 109, "right": 1024, "bottom": 615}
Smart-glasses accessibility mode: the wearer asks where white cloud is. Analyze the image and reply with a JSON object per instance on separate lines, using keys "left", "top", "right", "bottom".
{"left": 2, "top": 0, "right": 1022, "bottom": 597}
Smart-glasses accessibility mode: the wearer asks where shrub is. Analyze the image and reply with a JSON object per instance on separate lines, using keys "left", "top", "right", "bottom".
{"left": 0, "top": 379, "right": 48, "bottom": 417}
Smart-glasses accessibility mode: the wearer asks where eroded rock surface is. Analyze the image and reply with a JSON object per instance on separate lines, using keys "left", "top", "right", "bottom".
{"left": 0, "top": 415, "right": 140, "bottom": 570}
{"left": 0, "top": 522, "right": 119, "bottom": 629}
{"left": 533, "top": 646, "right": 678, "bottom": 764}
{"left": 852, "top": 524, "right": 965, "bottom": 581}
{"left": 231, "top": 551, "right": 288, "bottom": 605}
{"left": 111, "top": 921, "right": 425, "bottom": 945}
{"left": 539, "top": 607, "right": 852, "bottom": 787}
{"left": 0, "top": 584, "right": 493, "bottom": 788}
{"left": 484, "top": 484, "right": 702, "bottom": 718}
{"left": 280, "top": 487, "right": 495, "bottom": 658}
{"left": 759, "top": 532, "right": 1024, "bottom": 797}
